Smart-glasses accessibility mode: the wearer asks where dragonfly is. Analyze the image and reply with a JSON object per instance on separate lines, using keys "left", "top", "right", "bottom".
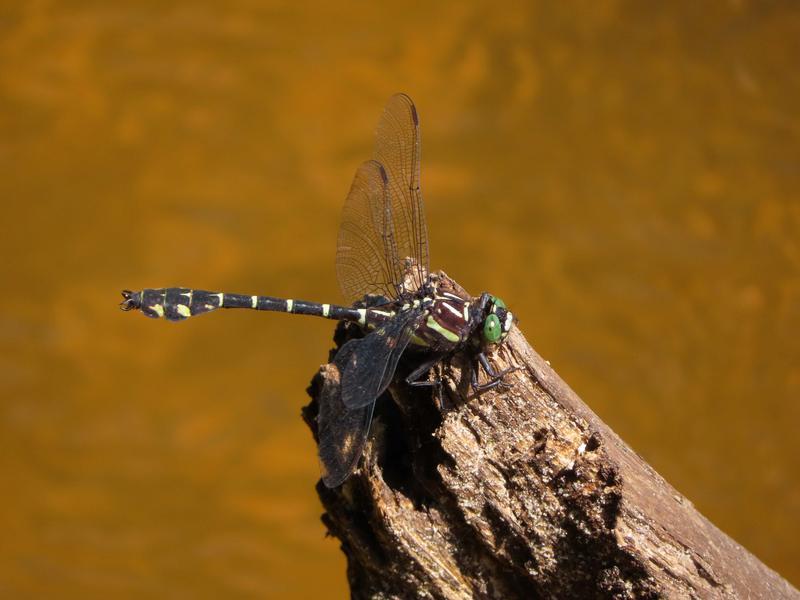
{"left": 120, "top": 94, "right": 517, "bottom": 487}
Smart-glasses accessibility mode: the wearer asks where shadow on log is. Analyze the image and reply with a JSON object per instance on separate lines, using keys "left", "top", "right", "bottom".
{"left": 303, "top": 272, "right": 798, "bottom": 599}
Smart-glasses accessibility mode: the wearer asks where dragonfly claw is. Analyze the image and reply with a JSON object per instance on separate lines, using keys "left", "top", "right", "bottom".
{"left": 119, "top": 290, "right": 141, "bottom": 312}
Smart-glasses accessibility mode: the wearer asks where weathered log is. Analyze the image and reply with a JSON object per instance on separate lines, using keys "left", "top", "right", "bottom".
{"left": 303, "top": 273, "right": 798, "bottom": 599}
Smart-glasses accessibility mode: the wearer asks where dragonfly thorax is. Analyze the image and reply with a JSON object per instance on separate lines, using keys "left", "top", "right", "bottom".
{"left": 401, "top": 276, "right": 515, "bottom": 353}
{"left": 412, "top": 290, "right": 473, "bottom": 351}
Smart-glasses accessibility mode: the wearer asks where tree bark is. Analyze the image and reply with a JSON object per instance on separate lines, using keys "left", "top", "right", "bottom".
{"left": 303, "top": 273, "right": 798, "bottom": 599}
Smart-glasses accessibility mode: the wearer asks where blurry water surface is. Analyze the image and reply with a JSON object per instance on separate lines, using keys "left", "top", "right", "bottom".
{"left": 1, "top": 2, "right": 798, "bottom": 596}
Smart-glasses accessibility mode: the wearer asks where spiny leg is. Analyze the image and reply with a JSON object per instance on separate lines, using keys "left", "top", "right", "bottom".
{"left": 471, "top": 352, "right": 518, "bottom": 393}
{"left": 405, "top": 354, "right": 449, "bottom": 410}
{"left": 405, "top": 354, "right": 445, "bottom": 388}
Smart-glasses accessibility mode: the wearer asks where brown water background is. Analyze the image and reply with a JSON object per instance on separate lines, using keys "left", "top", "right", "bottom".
{"left": 1, "top": 2, "right": 798, "bottom": 597}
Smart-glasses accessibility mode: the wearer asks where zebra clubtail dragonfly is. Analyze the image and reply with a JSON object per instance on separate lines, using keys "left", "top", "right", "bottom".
{"left": 121, "top": 94, "right": 517, "bottom": 487}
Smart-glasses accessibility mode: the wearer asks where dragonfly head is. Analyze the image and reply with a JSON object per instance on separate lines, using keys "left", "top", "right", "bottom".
{"left": 480, "top": 295, "right": 516, "bottom": 347}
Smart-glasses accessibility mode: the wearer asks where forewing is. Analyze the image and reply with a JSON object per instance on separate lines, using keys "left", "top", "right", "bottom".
{"left": 373, "top": 93, "right": 429, "bottom": 295}
{"left": 336, "top": 160, "right": 400, "bottom": 305}
{"left": 341, "top": 308, "right": 424, "bottom": 410}
{"left": 318, "top": 339, "right": 376, "bottom": 488}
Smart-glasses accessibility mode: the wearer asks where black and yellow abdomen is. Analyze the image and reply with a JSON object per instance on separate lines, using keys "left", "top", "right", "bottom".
{"left": 121, "top": 288, "right": 387, "bottom": 325}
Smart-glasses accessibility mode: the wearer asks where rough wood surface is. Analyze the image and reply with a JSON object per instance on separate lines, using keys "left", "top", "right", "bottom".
{"left": 303, "top": 274, "right": 798, "bottom": 599}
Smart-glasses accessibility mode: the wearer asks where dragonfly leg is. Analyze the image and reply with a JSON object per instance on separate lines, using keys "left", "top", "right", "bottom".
{"left": 406, "top": 354, "right": 452, "bottom": 410}
{"left": 471, "top": 352, "right": 518, "bottom": 393}
{"left": 405, "top": 354, "right": 445, "bottom": 388}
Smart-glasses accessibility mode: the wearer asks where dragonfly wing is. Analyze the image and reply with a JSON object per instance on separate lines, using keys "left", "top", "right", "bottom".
{"left": 340, "top": 308, "right": 424, "bottom": 410}
{"left": 373, "top": 93, "right": 429, "bottom": 295}
{"left": 336, "top": 160, "right": 401, "bottom": 305}
{"left": 318, "top": 339, "right": 377, "bottom": 488}
{"left": 336, "top": 95, "right": 430, "bottom": 306}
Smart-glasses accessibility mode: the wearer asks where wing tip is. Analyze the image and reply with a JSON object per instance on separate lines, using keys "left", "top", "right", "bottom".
{"left": 389, "top": 92, "right": 419, "bottom": 126}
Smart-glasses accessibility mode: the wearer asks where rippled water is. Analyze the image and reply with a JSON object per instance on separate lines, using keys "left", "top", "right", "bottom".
{"left": 1, "top": 2, "right": 798, "bottom": 596}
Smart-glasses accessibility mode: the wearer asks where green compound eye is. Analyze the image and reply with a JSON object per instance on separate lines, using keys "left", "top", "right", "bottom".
{"left": 483, "top": 313, "right": 502, "bottom": 343}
